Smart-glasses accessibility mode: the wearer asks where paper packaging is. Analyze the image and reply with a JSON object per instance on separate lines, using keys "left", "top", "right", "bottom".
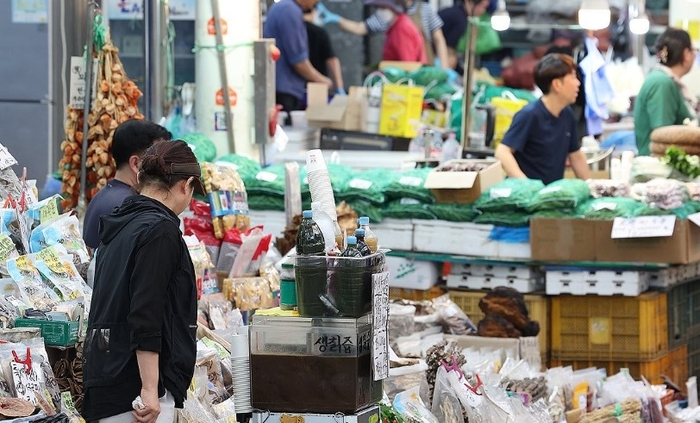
{"left": 530, "top": 217, "right": 700, "bottom": 264}
{"left": 379, "top": 84, "right": 424, "bottom": 138}
{"left": 306, "top": 83, "right": 368, "bottom": 132}
{"left": 423, "top": 159, "right": 505, "bottom": 204}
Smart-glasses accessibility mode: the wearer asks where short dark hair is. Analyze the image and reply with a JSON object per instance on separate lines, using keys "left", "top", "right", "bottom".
{"left": 111, "top": 120, "right": 172, "bottom": 168}
{"left": 534, "top": 53, "right": 577, "bottom": 95}
{"left": 139, "top": 140, "right": 204, "bottom": 195}
{"left": 655, "top": 27, "right": 692, "bottom": 67}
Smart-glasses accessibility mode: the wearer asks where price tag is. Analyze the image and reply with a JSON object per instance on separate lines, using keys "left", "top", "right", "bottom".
{"left": 372, "top": 272, "right": 389, "bottom": 381}
{"left": 0, "top": 234, "right": 15, "bottom": 260}
{"left": 611, "top": 216, "right": 676, "bottom": 239}
{"left": 688, "top": 212, "right": 700, "bottom": 227}
{"left": 349, "top": 178, "right": 373, "bottom": 190}
{"left": 0, "top": 144, "right": 18, "bottom": 170}
{"left": 399, "top": 198, "right": 421, "bottom": 205}
{"left": 68, "top": 57, "right": 99, "bottom": 109}
{"left": 10, "top": 360, "right": 45, "bottom": 406}
{"left": 593, "top": 202, "right": 617, "bottom": 211}
{"left": 490, "top": 188, "right": 512, "bottom": 199}
{"left": 399, "top": 176, "right": 423, "bottom": 187}
{"left": 39, "top": 199, "right": 59, "bottom": 224}
{"left": 539, "top": 185, "right": 562, "bottom": 195}
{"left": 255, "top": 171, "right": 278, "bottom": 182}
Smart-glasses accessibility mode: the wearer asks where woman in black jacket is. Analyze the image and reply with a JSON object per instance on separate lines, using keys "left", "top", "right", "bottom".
{"left": 82, "top": 140, "right": 205, "bottom": 423}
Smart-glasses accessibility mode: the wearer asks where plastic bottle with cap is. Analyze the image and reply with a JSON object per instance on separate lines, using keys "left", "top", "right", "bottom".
{"left": 354, "top": 228, "right": 372, "bottom": 256}
{"left": 296, "top": 210, "right": 325, "bottom": 255}
{"left": 311, "top": 201, "right": 337, "bottom": 253}
{"left": 441, "top": 133, "right": 461, "bottom": 163}
{"left": 340, "top": 236, "right": 363, "bottom": 258}
{"left": 357, "top": 216, "right": 378, "bottom": 253}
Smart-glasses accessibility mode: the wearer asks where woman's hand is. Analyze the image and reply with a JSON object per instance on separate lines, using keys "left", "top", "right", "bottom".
{"left": 132, "top": 388, "right": 161, "bottom": 423}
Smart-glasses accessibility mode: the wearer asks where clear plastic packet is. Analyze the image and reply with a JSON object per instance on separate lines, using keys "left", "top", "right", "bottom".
{"left": 211, "top": 397, "right": 237, "bottom": 422}
{"left": 0, "top": 338, "right": 60, "bottom": 411}
{"left": 195, "top": 348, "right": 228, "bottom": 404}
{"left": 34, "top": 247, "right": 92, "bottom": 309}
{"left": 228, "top": 277, "right": 273, "bottom": 311}
{"left": 7, "top": 254, "right": 60, "bottom": 311}
{"left": 393, "top": 386, "right": 439, "bottom": 423}
{"left": 29, "top": 214, "right": 89, "bottom": 264}
{"left": 432, "top": 294, "right": 477, "bottom": 335}
{"left": 431, "top": 367, "right": 465, "bottom": 423}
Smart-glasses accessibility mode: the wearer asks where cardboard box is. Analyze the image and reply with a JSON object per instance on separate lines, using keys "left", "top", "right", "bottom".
{"left": 423, "top": 159, "right": 504, "bottom": 204}
{"left": 530, "top": 218, "right": 597, "bottom": 262}
{"left": 379, "top": 84, "right": 424, "bottom": 138}
{"left": 306, "top": 84, "right": 367, "bottom": 132}
{"left": 530, "top": 217, "right": 700, "bottom": 264}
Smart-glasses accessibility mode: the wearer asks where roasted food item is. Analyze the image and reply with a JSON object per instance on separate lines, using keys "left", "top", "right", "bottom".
{"left": 477, "top": 313, "right": 522, "bottom": 338}
{"left": 478, "top": 286, "right": 539, "bottom": 336}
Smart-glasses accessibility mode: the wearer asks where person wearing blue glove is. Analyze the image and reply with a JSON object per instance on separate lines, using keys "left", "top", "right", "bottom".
{"left": 319, "top": 0, "right": 450, "bottom": 70}
{"left": 264, "top": 0, "right": 333, "bottom": 124}
{"left": 304, "top": 7, "right": 345, "bottom": 95}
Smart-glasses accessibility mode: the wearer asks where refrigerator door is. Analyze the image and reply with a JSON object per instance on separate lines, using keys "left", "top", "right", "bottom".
{"left": 0, "top": 0, "right": 51, "bottom": 182}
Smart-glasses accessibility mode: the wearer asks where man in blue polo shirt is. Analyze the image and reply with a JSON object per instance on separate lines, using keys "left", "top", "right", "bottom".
{"left": 494, "top": 53, "right": 590, "bottom": 185}
{"left": 264, "top": 0, "right": 334, "bottom": 123}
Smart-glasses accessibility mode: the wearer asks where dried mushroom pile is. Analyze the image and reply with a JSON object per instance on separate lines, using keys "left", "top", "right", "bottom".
{"left": 59, "top": 35, "right": 143, "bottom": 211}
{"left": 436, "top": 161, "right": 491, "bottom": 172}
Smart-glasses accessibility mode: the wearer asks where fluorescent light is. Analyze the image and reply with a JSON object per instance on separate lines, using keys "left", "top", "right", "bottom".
{"left": 630, "top": 13, "right": 650, "bottom": 34}
{"left": 578, "top": 0, "right": 611, "bottom": 30}
{"left": 490, "top": 0, "right": 510, "bottom": 31}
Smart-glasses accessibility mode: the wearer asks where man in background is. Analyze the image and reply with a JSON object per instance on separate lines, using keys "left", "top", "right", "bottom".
{"left": 438, "top": 0, "right": 493, "bottom": 70}
{"left": 264, "top": 0, "right": 333, "bottom": 122}
{"left": 304, "top": 8, "right": 345, "bottom": 94}
{"left": 82, "top": 119, "right": 171, "bottom": 249}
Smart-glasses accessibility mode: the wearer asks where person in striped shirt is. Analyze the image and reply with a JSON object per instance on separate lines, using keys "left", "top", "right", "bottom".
{"left": 317, "top": 0, "right": 449, "bottom": 70}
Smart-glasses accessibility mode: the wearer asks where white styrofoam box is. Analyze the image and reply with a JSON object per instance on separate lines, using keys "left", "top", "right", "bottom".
{"left": 546, "top": 269, "right": 650, "bottom": 296}
{"left": 248, "top": 210, "right": 287, "bottom": 238}
{"left": 412, "top": 220, "right": 498, "bottom": 257}
{"left": 252, "top": 406, "right": 380, "bottom": 423}
{"left": 446, "top": 274, "right": 544, "bottom": 293}
{"left": 497, "top": 241, "right": 531, "bottom": 260}
{"left": 450, "top": 263, "right": 540, "bottom": 280}
{"left": 648, "top": 268, "right": 679, "bottom": 289}
{"left": 372, "top": 218, "right": 414, "bottom": 251}
{"left": 386, "top": 256, "right": 441, "bottom": 290}
{"left": 677, "top": 263, "right": 698, "bottom": 282}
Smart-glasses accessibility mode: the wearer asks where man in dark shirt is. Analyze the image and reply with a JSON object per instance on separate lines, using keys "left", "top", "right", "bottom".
{"left": 82, "top": 119, "right": 172, "bottom": 249}
{"left": 304, "top": 9, "right": 345, "bottom": 94}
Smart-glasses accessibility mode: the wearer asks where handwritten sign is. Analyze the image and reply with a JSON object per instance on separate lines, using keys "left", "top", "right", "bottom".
{"left": 69, "top": 57, "right": 98, "bottom": 109}
{"left": 611, "top": 216, "right": 676, "bottom": 239}
{"left": 10, "top": 360, "right": 44, "bottom": 405}
{"left": 0, "top": 144, "right": 18, "bottom": 170}
{"left": 0, "top": 234, "right": 16, "bottom": 261}
{"left": 372, "top": 272, "right": 390, "bottom": 381}
{"left": 39, "top": 198, "right": 59, "bottom": 224}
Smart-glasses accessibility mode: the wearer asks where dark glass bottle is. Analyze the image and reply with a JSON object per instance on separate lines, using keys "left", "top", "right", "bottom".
{"left": 353, "top": 229, "right": 372, "bottom": 256}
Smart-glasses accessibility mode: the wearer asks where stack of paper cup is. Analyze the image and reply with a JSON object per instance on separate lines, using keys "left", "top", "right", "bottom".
{"left": 230, "top": 332, "right": 252, "bottom": 413}
{"left": 306, "top": 149, "right": 338, "bottom": 221}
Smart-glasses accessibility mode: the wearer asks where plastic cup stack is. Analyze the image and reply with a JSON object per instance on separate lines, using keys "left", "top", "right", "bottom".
{"left": 306, "top": 149, "right": 338, "bottom": 222}
{"left": 230, "top": 331, "right": 252, "bottom": 413}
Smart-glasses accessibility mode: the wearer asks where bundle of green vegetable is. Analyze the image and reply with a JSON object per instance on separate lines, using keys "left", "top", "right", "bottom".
{"left": 663, "top": 146, "right": 700, "bottom": 179}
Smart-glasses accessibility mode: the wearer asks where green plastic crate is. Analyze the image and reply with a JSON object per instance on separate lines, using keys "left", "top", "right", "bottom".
{"left": 14, "top": 318, "right": 79, "bottom": 347}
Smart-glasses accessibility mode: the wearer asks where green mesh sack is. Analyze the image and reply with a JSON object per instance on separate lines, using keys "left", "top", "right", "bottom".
{"left": 336, "top": 168, "right": 397, "bottom": 205}
{"left": 244, "top": 164, "right": 287, "bottom": 197}
{"left": 347, "top": 200, "right": 383, "bottom": 223}
{"left": 410, "top": 66, "right": 449, "bottom": 86}
{"left": 180, "top": 133, "right": 217, "bottom": 163}
{"left": 532, "top": 209, "right": 574, "bottom": 219}
{"left": 528, "top": 179, "right": 592, "bottom": 212}
{"left": 384, "top": 167, "right": 435, "bottom": 203}
{"left": 634, "top": 202, "right": 698, "bottom": 219}
{"left": 473, "top": 211, "right": 531, "bottom": 227}
{"left": 247, "top": 195, "right": 285, "bottom": 211}
{"left": 217, "top": 154, "right": 262, "bottom": 182}
{"left": 576, "top": 198, "right": 645, "bottom": 219}
{"left": 383, "top": 199, "right": 436, "bottom": 220}
{"left": 427, "top": 203, "right": 478, "bottom": 222}
{"left": 382, "top": 67, "right": 409, "bottom": 84}
{"left": 474, "top": 178, "right": 545, "bottom": 212}
{"left": 425, "top": 83, "right": 458, "bottom": 101}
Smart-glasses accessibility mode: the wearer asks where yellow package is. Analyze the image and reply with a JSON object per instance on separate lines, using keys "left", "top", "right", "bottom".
{"left": 379, "top": 84, "right": 424, "bottom": 138}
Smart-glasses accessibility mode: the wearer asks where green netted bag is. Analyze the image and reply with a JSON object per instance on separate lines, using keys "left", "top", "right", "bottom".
{"left": 528, "top": 179, "right": 592, "bottom": 212}
{"left": 410, "top": 66, "right": 449, "bottom": 86}
{"left": 244, "top": 164, "right": 287, "bottom": 197}
{"left": 216, "top": 154, "right": 262, "bottom": 182}
{"left": 474, "top": 178, "right": 545, "bottom": 212}
{"left": 384, "top": 167, "right": 435, "bottom": 203}
{"left": 383, "top": 199, "right": 436, "bottom": 220}
{"left": 382, "top": 67, "right": 408, "bottom": 84}
{"left": 425, "top": 83, "right": 458, "bottom": 101}
{"left": 336, "top": 168, "right": 397, "bottom": 205}
{"left": 473, "top": 211, "right": 531, "bottom": 227}
{"left": 427, "top": 203, "right": 478, "bottom": 222}
{"left": 532, "top": 209, "right": 574, "bottom": 219}
{"left": 247, "top": 195, "right": 285, "bottom": 211}
{"left": 347, "top": 200, "right": 383, "bottom": 223}
{"left": 576, "top": 198, "right": 645, "bottom": 219}
{"left": 181, "top": 133, "right": 217, "bottom": 163}
{"left": 634, "top": 202, "right": 699, "bottom": 219}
